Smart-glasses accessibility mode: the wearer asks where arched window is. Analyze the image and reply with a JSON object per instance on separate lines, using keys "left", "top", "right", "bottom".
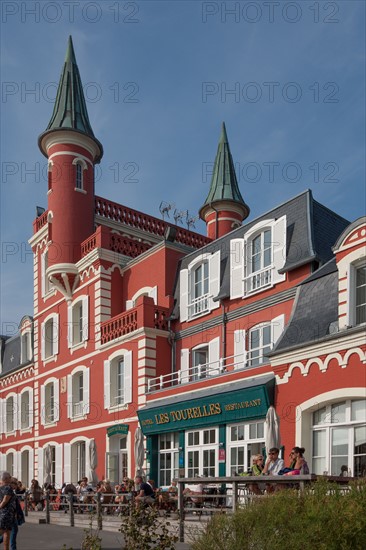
{"left": 72, "top": 157, "right": 87, "bottom": 192}
{"left": 67, "top": 366, "right": 90, "bottom": 418}
{"left": 104, "top": 351, "right": 132, "bottom": 409}
{"left": 71, "top": 441, "right": 86, "bottom": 482}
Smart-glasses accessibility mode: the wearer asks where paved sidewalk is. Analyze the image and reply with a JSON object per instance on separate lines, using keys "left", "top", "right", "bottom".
{"left": 16, "top": 522, "right": 192, "bottom": 549}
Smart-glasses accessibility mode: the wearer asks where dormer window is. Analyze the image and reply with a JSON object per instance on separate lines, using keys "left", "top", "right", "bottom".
{"left": 180, "top": 251, "right": 220, "bottom": 322}
{"left": 247, "top": 228, "right": 272, "bottom": 293}
{"left": 230, "top": 216, "right": 286, "bottom": 299}
{"left": 21, "top": 331, "right": 32, "bottom": 364}
{"left": 192, "top": 261, "right": 209, "bottom": 316}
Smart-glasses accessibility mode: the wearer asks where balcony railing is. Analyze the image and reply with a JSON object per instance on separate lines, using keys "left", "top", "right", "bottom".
{"left": 95, "top": 196, "right": 210, "bottom": 249}
{"left": 188, "top": 294, "right": 209, "bottom": 317}
{"left": 33, "top": 210, "right": 48, "bottom": 233}
{"left": 81, "top": 226, "right": 151, "bottom": 259}
{"left": 100, "top": 310, "right": 138, "bottom": 344}
{"left": 100, "top": 302, "right": 169, "bottom": 345}
{"left": 244, "top": 266, "right": 272, "bottom": 294}
{"left": 147, "top": 351, "right": 269, "bottom": 392}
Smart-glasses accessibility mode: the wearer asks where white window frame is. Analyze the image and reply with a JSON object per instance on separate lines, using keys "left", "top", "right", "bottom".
{"left": 19, "top": 387, "right": 34, "bottom": 431}
{"left": 104, "top": 350, "right": 132, "bottom": 410}
{"left": 230, "top": 216, "right": 286, "bottom": 299}
{"left": 180, "top": 336, "right": 221, "bottom": 384}
{"left": 41, "top": 313, "right": 59, "bottom": 363}
{"left": 21, "top": 329, "right": 32, "bottom": 364}
{"left": 5, "top": 393, "right": 17, "bottom": 434}
{"left": 185, "top": 428, "right": 219, "bottom": 478}
{"left": 226, "top": 420, "right": 265, "bottom": 476}
{"left": 72, "top": 157, "right": 87, "bottom": 193}
{"left": 67, "top": 366, "right": 90, "bottom": 419}
{"left": 40, "top": 377, "right": 60, "bottom": 426}
{"left": 234, "top": 314, "right": 284, "bottom": 370}
{"left": 126, "top": 286, "right": 158, "bottom": 310}
{"left": 41, "top": 249, "right": 54, "bottom": 298}
{"left": 158, "top": 432, "right": 179, "bottom": 487}
{"left": 311, "top": 399, "right": 366, "bottom": 477}
{"left": 67, "top": 295, "right": 89, "bottom": 350}
{"left": 180, "top": 251, "right": 220, "bottom": 322}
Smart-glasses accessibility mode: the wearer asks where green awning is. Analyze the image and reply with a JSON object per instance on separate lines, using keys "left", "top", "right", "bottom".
{"left": 137, "top": 375, "right": 274, "bottom": 435}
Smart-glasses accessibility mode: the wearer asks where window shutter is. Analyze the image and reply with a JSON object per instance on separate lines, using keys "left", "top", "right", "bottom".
{"left": 209, "top": 251, "right": 221, "bottom": 311}
{"left": 234, "top": 329, "right": 246, "bottom": 369}
{"left": 28, "top": 448, "right": 34, "bottom": 486}
{"left": 104, "top": 360, "right": 111, "bottom": 409}
{"left": 83, "top": 369, "right": 90, "bottom": 415}
{"left": 67, "top": 303, "right": 73, "bottom": 348}
{"left": 54, "top": 379, "right": 60, "bottom": 422}
{"left": 17, "top": 393, "right": 22, "bottom": 432}
{"left": 13, "top": 451, "right": 19, "bottom": 479}
{"left": 41, "top": 322, "right": 46, "bottom": 361}
{"left": 126, "top": 300, "right": 134, "bottom": 310}
{"left": 272, "top": 216, "right": 287, "bottom": 284}
{"left": 37, "top": 447, "right": 44, "bottom": 484}
{"left": 0, "top": 452, "right": 5, "bottom": 470}
{"left": 13, "top": 394, "right": 18, "bottom": 432}
{"left": 230, "top": 239, "right": 245, "bottom": 299}
{"left": 40, "top": 385, "right": 46, "bottom": 425}
{"left": 63, "top": 443, "right": 71, "bottom": 483}
{"left": 82, "top": 296, "right": 89, "bottom": 341}
{"left": 29, "top": 388, "right": 34, "bottom": 428}
{"left": 208, "top": 337, "right": 220, "bottom": 376}
{"left": 53, "top": 314, "right": 59, "bottom": 355}
{"left": 41, "top": 252, "right": 46, "bottom": 297}
{"left": 67, "top": 375, "right": 72, "bottom": 418}
{"left": 124, "top": 351, "right": 132, "bottom": 404}
{"left": 180, "top": 269, "right": 189, "bottom": 322}
{"left": 55, "top": 444, "right": 63, "bottom": 488}
{"left": 0, "top": 399, "right": 4, "bottom": 434}
{"left": 271, "top": 314, "right": 285, "bottom": 347}
{"left": 180, "top": 349, "right": 189, "bottom": 384}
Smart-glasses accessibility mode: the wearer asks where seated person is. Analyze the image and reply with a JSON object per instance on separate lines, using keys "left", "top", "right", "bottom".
{"left": 135, "top": 475, "right": 155, "bottom": 505}
{"left": 247, "top": 454, "right": 265, "bottom": 495}
{"left": 183, "top": 483, "right": 203, "bottom": 505}
{"left": 262, "top": 448, "right": 285, "bottom": 492}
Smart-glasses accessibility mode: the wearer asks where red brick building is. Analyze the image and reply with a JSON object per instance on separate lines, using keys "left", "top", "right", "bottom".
{"left": 1, "top": 38, "right": 365, "bottom": 488}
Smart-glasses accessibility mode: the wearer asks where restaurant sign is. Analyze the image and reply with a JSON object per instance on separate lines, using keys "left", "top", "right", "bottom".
{"left": 107, "top": 424, "right": 129, "bottom": 437}
{"left": 137, "top": 382, "right": 272, "bottom": 435}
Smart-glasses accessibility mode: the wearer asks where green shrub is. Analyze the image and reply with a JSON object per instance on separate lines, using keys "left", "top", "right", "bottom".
{"left": 192, "top": 480, "right": 366, "bottom": 550}
{"left": 120, "top": 502, "right": 178, "bottom": 550}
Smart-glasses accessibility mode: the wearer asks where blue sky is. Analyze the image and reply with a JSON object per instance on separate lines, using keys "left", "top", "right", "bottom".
{"left": 1, "top": 0, "right": 365, "bottom": 334}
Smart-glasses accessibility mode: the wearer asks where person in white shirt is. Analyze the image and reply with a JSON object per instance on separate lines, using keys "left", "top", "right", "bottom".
{"left": 262, "top": 447, "right": 285, "bottom": 492}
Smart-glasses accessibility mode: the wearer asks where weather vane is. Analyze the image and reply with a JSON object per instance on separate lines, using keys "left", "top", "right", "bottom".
{"left": 159, "top": 201, "right": 175, "bottom": 220}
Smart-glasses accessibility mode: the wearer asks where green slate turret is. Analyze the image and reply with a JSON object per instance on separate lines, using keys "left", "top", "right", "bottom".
{"left": 199, "top": 123, "right": 249, "bottom": 239}
{"left": 38, "top": 36, "right": 103, "bottom": 162}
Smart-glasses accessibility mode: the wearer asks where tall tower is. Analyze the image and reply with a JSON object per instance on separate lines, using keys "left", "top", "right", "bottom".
{"left": 38, "top": 36, "right": 103, "bottom": 298}
{"left": 199, "top": 123, "right": 249, "bottom": 239}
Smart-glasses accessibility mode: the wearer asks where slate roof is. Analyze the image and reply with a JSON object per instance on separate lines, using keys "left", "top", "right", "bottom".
{"left": 0, "top": 334, "right": 21, "bottom": 375}
{"left": 38, "top": 36, "right": 103, "bottom": 162}
{"left": 172, "top": 190, "right": 350, "bottom": 316}
{"left": 199, "top": 123, "right": 249, "bottom": 218}
{"left": 270, "top": 259, "right": 340, "bottom": 354}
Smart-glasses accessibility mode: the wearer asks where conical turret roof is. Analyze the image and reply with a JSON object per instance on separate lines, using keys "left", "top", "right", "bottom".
{"left": 200, "top": 123, "right": 249, "bottom": 217}
{"left": 38, "top": 36, "right": 103, "bottom": 161}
